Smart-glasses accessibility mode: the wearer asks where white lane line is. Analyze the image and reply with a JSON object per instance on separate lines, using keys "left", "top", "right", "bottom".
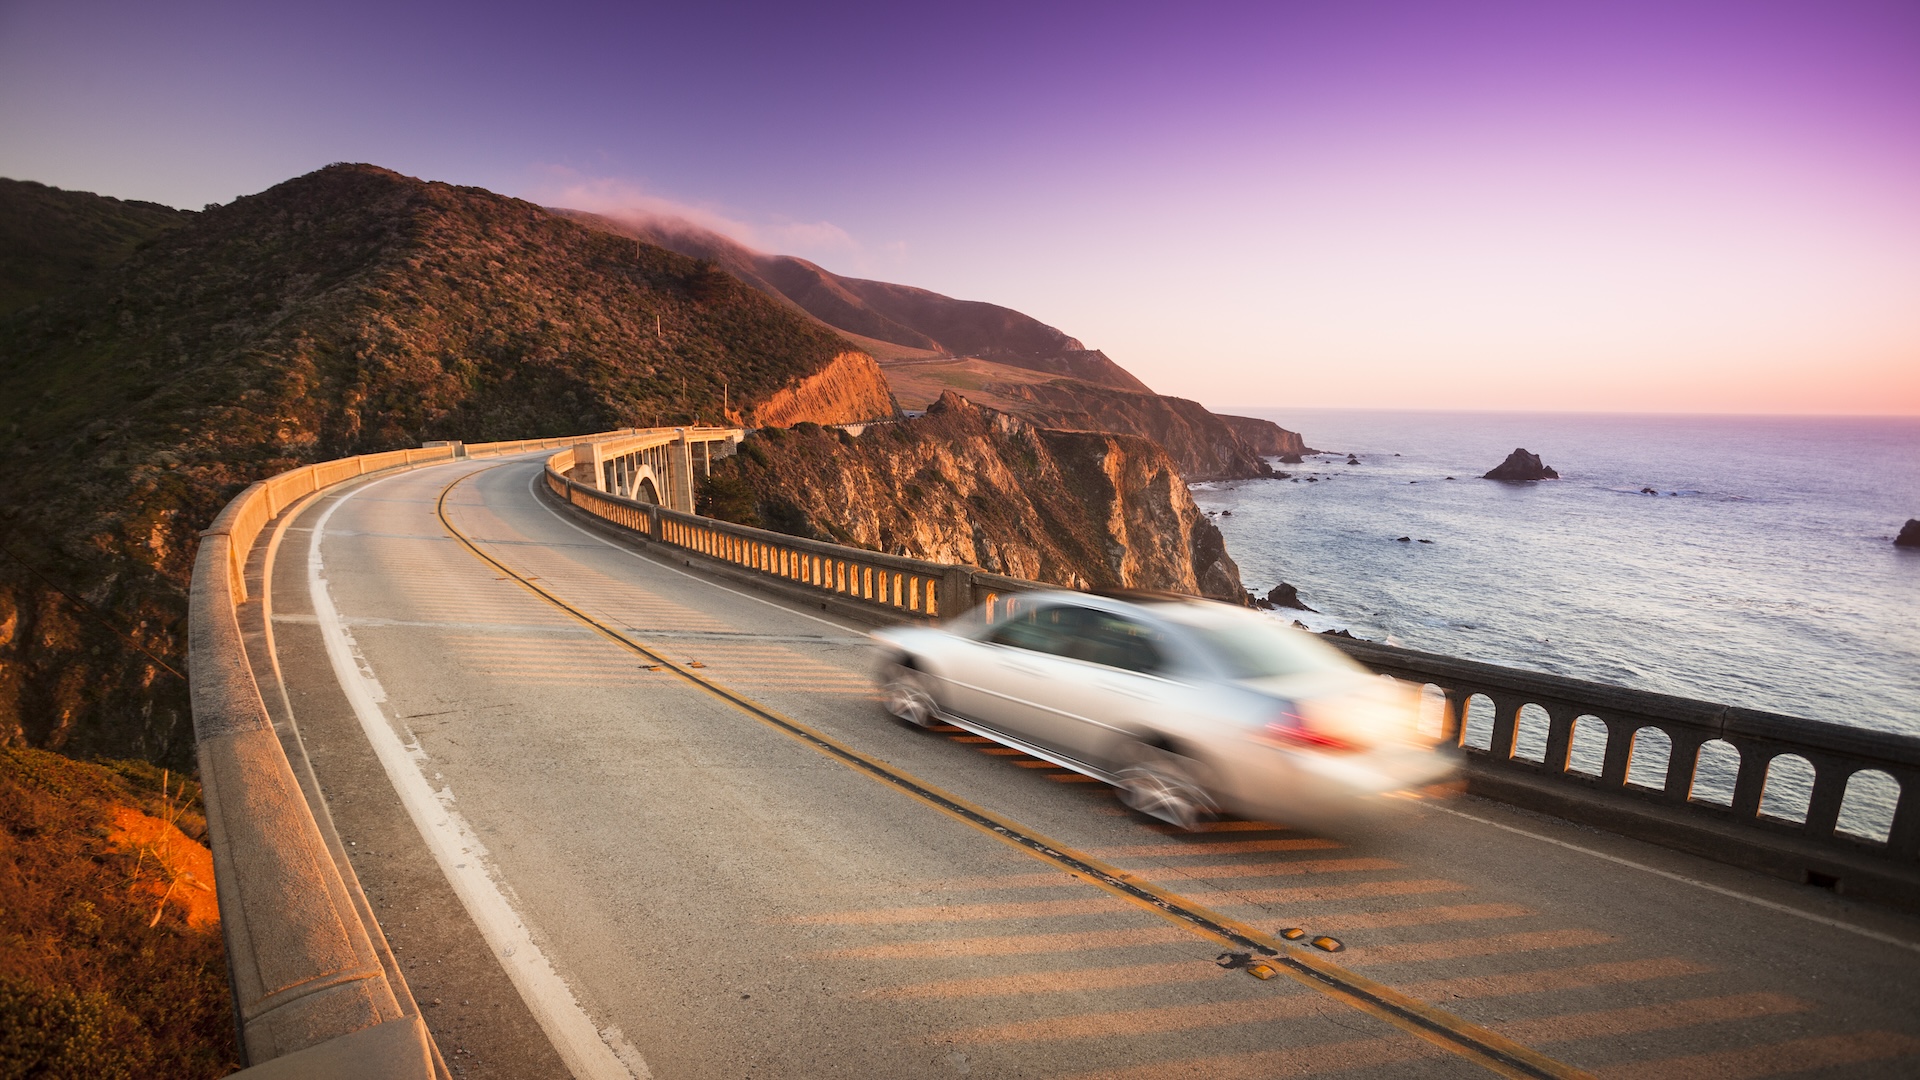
{"left": 1431, "top": 802, "right": 1920, "bottom": 954}
{"left": 516, "top": 467, "right": 868, "bottom": 635}
{"left": 309, "top": 470, "right": 647, "bottom": 1080}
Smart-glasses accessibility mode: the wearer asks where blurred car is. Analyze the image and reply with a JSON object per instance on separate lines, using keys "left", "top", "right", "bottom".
{"left": 873, "top": 591, "right": 1455, "bottom": 829}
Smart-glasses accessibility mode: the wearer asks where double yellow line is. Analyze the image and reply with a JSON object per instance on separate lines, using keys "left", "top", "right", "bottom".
{"left": 438, "top": 467, "right": 1591, "bottom": 1080}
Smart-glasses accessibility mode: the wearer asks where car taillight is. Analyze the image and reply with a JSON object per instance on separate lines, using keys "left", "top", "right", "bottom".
{"left": 1262, "top": 710, "right": 1357, "bottom": 752}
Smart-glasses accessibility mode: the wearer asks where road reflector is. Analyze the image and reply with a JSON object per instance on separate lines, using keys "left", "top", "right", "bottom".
{"left": 1247, "top": 963, "right": 1278, "bottom": 980}
{"left": 1311, "top": 936, "right": 1345, "bottom": 952}
{"left": 1280, "top": 927, "right": 1307, "bottom": 940}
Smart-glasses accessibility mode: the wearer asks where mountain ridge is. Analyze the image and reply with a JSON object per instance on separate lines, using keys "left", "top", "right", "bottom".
{"left": 554, "top": 209, "right": 1156, "bottom": 393}
{"left": 0, "top": 163, "right": 881, "bottom": 765}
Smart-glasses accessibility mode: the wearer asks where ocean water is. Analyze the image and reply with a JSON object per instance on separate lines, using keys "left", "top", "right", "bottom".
{"left": 1190, "top": 409, "right": 1919, "bottom": 822}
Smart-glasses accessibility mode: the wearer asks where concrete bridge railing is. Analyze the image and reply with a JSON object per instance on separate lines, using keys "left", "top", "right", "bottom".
{"left": 190, "top": 427, "right": 738, "bottom": 1078}
{"left": 1322, "top": 636, "right": 1920, "bottom": 907}
{"left": 541, "top": 456, "right": 1920, "bottom": 911}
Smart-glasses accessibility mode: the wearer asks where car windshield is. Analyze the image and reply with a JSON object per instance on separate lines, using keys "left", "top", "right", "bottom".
{"left": 1167, "top": 610, "right": 1357, "bottom": 680}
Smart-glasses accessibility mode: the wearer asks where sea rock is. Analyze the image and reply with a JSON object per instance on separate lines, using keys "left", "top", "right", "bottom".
{"left": 1483, "top": 448, "right": 1559, "bottom": 482}
{"left": 1266, "top": 583, "right": 1316, "bottom": 612}
{"left": 1897, "top": 520, "right": 1920, "bottom": 548}
{"left": 1395, "top": 536, "right": 1411, "bottom": 542}
{"left": 1279, "top": 452, "right": 1303, "bottom": 464}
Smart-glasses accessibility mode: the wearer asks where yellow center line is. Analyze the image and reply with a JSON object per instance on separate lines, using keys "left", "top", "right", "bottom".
{"left": 434, "top": 466, "right": 1592, "bottom": 1080}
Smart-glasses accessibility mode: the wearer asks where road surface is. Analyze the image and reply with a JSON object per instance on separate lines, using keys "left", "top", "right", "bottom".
{"left": 261, "top": 457, "right": 1920, "bottom": 1079}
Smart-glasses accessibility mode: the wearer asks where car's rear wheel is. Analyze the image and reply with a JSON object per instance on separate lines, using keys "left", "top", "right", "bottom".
{"left": 881, "top": 664, "right": 940, "bottom": 728}
{"left": 1115, "top": 742, "right": 1215, "bottom": 830}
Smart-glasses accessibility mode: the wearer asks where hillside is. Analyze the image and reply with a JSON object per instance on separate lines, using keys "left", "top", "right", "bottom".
{"left": 701, "top": 392, "right": 1245, "bottom": 601}
{"left": 0, "top": 179, "right": 194, "bottom": 316}
{"left": 0, "top": 164, "right": 888, "bottom": 766}
{"left": 559, "top": 212, "right": 1319, "bottom": 480}
{"left": 0, "top": 746, "right": 233, "bottom": 1077}
{"left": 881, "top": 359, "right": 1310, "bottom": 481}
{"left": 557, "top": 210, "right": 1155, "bottom": 392}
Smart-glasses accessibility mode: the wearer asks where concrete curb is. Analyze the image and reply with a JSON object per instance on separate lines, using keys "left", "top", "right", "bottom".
{"left": 191, "top": 432, "right": 705, "bottom": 1075}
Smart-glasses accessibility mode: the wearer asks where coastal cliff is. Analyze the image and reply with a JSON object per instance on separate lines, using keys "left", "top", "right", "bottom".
{"left": 703, "top": 392, "right": 1244, "bottom": 601}
{"left": 745, "top": 350, "right": 895, "bottom": 428}
{"left": 991, "top": 380, "right": 1303, "bottom": 481}
{"left": 1213, "top": 412, "right": 1312, "bottom": 458}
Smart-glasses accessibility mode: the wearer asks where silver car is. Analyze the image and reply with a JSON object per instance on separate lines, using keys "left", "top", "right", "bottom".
{"left": 874, "top": 591, "right": 1456, "bottom": 830}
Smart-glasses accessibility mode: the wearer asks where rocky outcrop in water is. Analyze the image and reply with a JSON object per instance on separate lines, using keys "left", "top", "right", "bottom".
{"left": 704, "top": 392, "right": 1244, "bottom": 601}
{"left": 1266, "top": 583, "right": 1316, "bottom": 612}
{"left": 1483, "top": 448, "right": 1560, "bottom": 482}
{"left": 1897, "top": 520, "right": 1920, "bottom": 548}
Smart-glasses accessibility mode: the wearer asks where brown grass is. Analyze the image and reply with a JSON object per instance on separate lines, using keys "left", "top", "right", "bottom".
{"left": 0, "top": 746, "right": 235, "bottom": 1077}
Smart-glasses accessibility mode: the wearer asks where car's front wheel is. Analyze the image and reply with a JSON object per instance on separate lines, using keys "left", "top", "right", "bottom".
{"left": 881, "top": 664, "right": 941, "bottom": 728}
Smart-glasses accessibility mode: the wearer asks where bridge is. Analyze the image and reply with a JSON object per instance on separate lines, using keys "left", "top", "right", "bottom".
{"left": 189, "top": 431, "right": 1920, "bottom": 1079}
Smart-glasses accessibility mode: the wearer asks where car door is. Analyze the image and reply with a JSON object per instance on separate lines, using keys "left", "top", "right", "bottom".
{"left": 1018, "top": 609, "right": 1184, "bottom": 765}
{"left": 938, "top": 603, "right": 1079, "bottom": 738}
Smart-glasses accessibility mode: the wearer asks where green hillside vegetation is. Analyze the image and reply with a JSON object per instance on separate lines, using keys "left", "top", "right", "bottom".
{"left": 0, "top": 179, "right": 194, "bottom": 317}
{"left": 0, "top": 163, "right": 855, "bottom": 767}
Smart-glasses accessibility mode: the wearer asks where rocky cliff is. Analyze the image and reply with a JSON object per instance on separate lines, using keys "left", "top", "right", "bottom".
{"left": 745, "top": 350, "right": 895, "bottom": 428}
{"left": 991, "top": 380, "right": 1303, "bottom": 482}
{"left": 1213, "top": 412, "right": 1312, "bottom": 458}
{"left": 0, "top": 164, "right": 863, "bottom": 765}
{"left": 703, "top": 392, "right": 1244, "bottom": 601}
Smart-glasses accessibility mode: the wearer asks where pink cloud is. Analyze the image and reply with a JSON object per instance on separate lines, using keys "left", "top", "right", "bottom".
{"left": 523, "top": 166, "right": 858, "bottom": 260}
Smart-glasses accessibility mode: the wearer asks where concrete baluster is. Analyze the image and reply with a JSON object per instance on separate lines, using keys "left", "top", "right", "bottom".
{"left": 1884, "top": 772, "right": 1920, "bottom": 860}
{"left": 1801, "top": 757, "right": 1852, "bottom": 838}
{"left": 1543, "top": 705, "right": 1575, "bottom": 774}
{"left": 1440, "top": 688, "right": 1469, "bottom": 748}
{"left": 941, "top": 568, "right": 973, "bottom": 619}
{"left": 1728, "top": 741, "right": 1769, "bottom": 820}
{"left": 1599, "top": 716, "right": 1633, "bottom": 787}
{"left": 1488, "top": 693, "right": 1522, "bottom": 761}
{"left": 1661, "top": 729, "right": 1707, "bottom": 803}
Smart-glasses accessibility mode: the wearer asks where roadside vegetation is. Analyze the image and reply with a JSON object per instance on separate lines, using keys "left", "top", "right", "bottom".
{"left": 0, "top": 746, "right": 234, "bottom": 1077}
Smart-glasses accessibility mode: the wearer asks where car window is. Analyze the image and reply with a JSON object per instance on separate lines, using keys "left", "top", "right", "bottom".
{"left": 1064, "top": 611, "right": 1170, "bottom": 674}
{"left": 1179, "top": 617, "right": 1350, "bottom": 679}
{"left": 986, "top": 605, "right": 1079, "bottom": 655}
{"left": 988, "top": 605, "right": 1173, "bottom": 674}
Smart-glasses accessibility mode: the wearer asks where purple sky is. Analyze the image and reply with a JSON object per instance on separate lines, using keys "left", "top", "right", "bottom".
{"left": 4, "top": 0, "right": 1916, "bottom": 414}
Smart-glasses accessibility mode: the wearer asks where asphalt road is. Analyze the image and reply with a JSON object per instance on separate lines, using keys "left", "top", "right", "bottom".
{"left": 265, "top": 457, "right": 1920, "bottom": 1079}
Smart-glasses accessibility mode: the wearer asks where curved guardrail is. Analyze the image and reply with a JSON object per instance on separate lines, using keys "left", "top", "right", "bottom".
{"left": 190, "top": 430, "right": 694, "bottom": 1076}
{"left": 539, "top": 450, "right": 1920, "bottom": 908}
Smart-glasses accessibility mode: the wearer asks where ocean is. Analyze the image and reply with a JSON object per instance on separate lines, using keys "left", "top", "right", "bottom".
{"left": 1190, "top": 409, "right": 1919, "bottom": 819}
